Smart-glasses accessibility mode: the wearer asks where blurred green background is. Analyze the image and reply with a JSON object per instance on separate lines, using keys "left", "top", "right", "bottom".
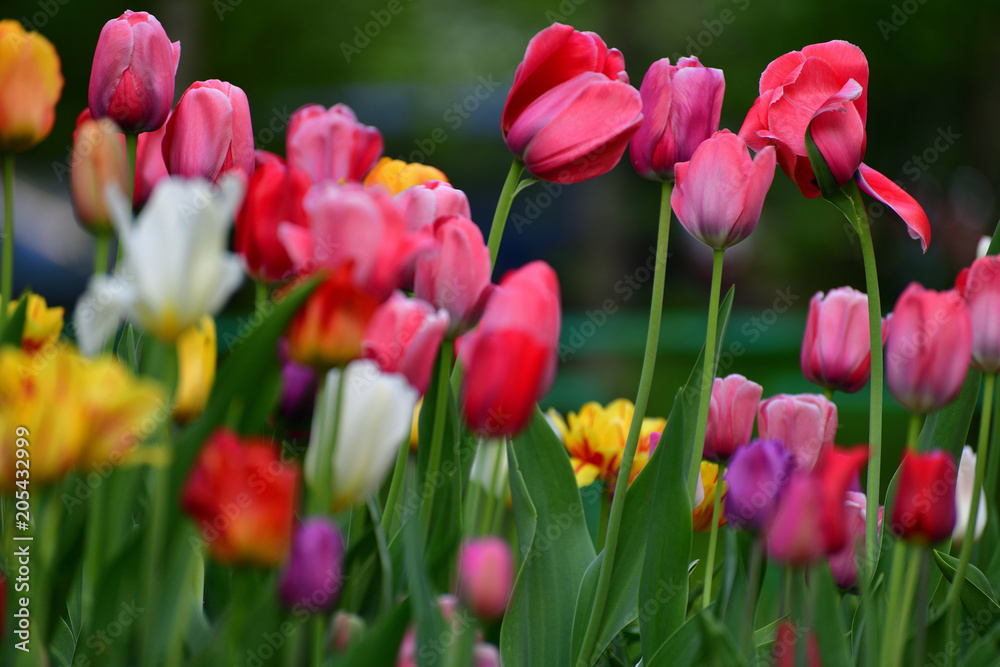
{"left": 5, "top": 0, "right": 998, "bottom": 495}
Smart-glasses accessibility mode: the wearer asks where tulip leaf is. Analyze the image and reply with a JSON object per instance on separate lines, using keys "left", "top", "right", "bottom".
{"left": 644, "top": 611, "right": 707, "bottom": 667}
{"left": 933, "top": 550, "right": 1000, "bottom": 635}
{"left": 402, "top": 507, "right": 447, "bottom": 667}
{"left": 918, "top": 368, "right": 983, "bottom": 457}
{"left": 698, "top": 610, "right": 748, "bottom": 667}
{"left": 810, "top": 563, "right": 853, "bottom": 667}
{"left": 958, "top": 622, "right": 1000, "bottom": 666}
{"left": 501, "top": 408, "right": 596, "bottom": 667}
{"left": 336, "top": 599, "right": 412, "bottom": 667}
{"left": 0, "top": 291, "right": 27, "bottom": 348}
{"left": 752, "top": 616, "right": 785, "bottom": 657}
{"left": 718, "top": 529, "right": 754, "bottom": 641}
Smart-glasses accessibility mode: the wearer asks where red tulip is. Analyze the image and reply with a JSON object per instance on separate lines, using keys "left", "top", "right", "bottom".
{"left": 362, "top": 292, "right": 450, "bottom": 393}
{"left": 887, "top": 448, "right": 957, "bottom": 544}
{"left": 956, "top": 256, "right": 1000, "bottom": 373}
{"left": 757, "top": 393, "right": 837, "bottom": 472}
{"left": 456, "top": 537, "right": 514, "bottom": 620}
{"left": 88, "top": 10, "right": 179, "bottom": 133}
{"left": 670, "top": 130, "right": 775, "bottom": 249}
{"left": 629, "top": 56, "right": 725, "bottom": 181}
{"left": 828, "top": 490, "right": 867, "bottom": 589}
{"left": 765, "top": 445, "right": 868, "bottom": 564}
{"left": 773, "top": 621, "right": 821, "bottom": 667}
{"left": 885, "top": 283, "right": 972, "bottom": 414}
{"left": 286, "top": 103, "right": 383, "bottom": 184}
{"left": 133, "top": 118, "right": 169, "bottom": 208}
{"left": 414, "top": 216, "right": 492, "bottom": 334}
{"left": 71, "top": 110, "right": 127, "bottom": 233}
{"left": 181, "top": 428, "right": 299, "bottom": 567}
{"left": 738, "top": 40, "right": 929, "bottom": 251}
{"left": 704, "top": 374, "right": 762, "bottom": 461}
{"left": 235, "top": 152, "right": 312, "bottom": 282}
{"left": 461, "top": 261, "right": 561, "bottom": 436}
{"left": 395, "top": 180, "right": 471, "bottom": 232}
{"left": 162, "top": 79, "right": 254, "bottom": 183}
{"left": 801, "top": 287, "right": 873, "bottom": 394}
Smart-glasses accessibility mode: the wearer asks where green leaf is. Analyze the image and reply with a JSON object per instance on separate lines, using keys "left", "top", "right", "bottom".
{"left": 501, "top": 409, "right": 596, "bottom": 667}
{"left": 917, "top": 369, "right": 982, "bottom": 456}
{"left": 403, "top": 487, "right": 447, "bottom": 667}
{"left": 0, "top": 291, "right": 27, "bottom": 348}
{"left": 335, "top": 600, "right": 411, "bottom": 667}
{"left": 959, "top": 621, "right": 1000, "bottom": 666}
{"left": 645, "top": 612, "right": 707, "bottom": 667}
{"left": 698, "top": 611, "right": 748, "bottom": 667}
{"left": 805, "top": 125, "right": 856, "bottom": 217}
{"left": 934, "top": 549, "right": 1000, "bottom": 635}
{"left": 810, "top": 563, "right": 852, "bottom": 667}
{"left": 116, "top": 323, "right": 138, "bottom": 371}
{"left": 752, "top": 616, "right": 785, "bottom": 656}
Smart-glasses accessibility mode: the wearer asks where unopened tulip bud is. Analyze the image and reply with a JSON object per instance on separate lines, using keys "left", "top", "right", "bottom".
{"left": 278, "top": 518, "right": 345, "bottom": 613}
{"left": 329, "top": 611, "right": 366, "bottom": 653}
{"left": 888, "top": 448, "right": 957, "bottom": 544}
{"left": 723, "top": 439, "right": 794, "bottom": 531}
{"left": 456, "top": 537, "right": 514, "bottom": 620}
{"left": 704, "top": 374, "right": 762, "bottom": 461}
{"left": 801, "top": 287, "right": 873, "bottom": 394}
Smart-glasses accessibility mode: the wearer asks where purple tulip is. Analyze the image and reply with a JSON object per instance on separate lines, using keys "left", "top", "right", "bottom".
{"left": 723, "top": 439, "right": 795, "bottom": 531}
{"left": 278, "top": 518, "right": 345, "bottom": 612}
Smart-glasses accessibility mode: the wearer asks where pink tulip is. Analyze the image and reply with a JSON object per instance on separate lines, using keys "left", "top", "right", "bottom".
{"left": 286, "top": 103, "right": 383, "bottom": 184}
{"left": 456, "top": 537, "right": 514, "bottom": 620}
{"left": 885, "top": 283, "right": 972, "bottom": 414}
{"left": 162, "top": 79, "right": 254, "bottom": 183}
{"left": 670, "top": 130, "right": 775, "bottom": 249}
{"left": 414, "top": 216, "right": 492, "bottom": 334}
{"left": 827, "top": 491, "right": 867, "bottom": 589}
{"left": 279, "top": 182, "right": 428, "bottom": 300}
{"left": 362, "top": 293, "right": 450, "bottom": 394}
{"left": 629, "top": 56, "right": 725, "bottom": 181}
{"left": 461, "top": 262, "right": 561, "bottom": 436}
{"left": 704, "top": 374, "right": 762, "bottom": 461}
{"left": 800, "top": 287, "right": 872, "bottom": 394}
{"left": 133, "top": 118, "right": 168, "bottom": 208}
{"left": 956, "top": 256, "right": 1000, "bottom": 373}
{"left": 738, "top": 40, "right": 929, "bottom": 251}
{"left": 395, "top": 180, "right": 471, "bottom": 231}
{"left": 757, "top": 393, "right": 837, "bottom": 472}
{"left": 88, "top": 10, "right": 179, "bottom": 133}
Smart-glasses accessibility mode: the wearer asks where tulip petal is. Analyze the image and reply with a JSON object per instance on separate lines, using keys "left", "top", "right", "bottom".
{"left": 74, "top": 274, "right": 131, "bottom": 357}
{"left": 758, "top": 51, "right": 806, "bottom": 95}
{"left": 88, "top": 19, "right": 133, "bottom": 117}
{"left": 855, "top": 163, "right": 930, "bottom": 252}
{"left": 801, "top": 40, "right": 869, "bottom": 121}
{"left": 734, "top": 145, "right": 776, "bottom": 233}
{"left": 809, "top": 100, "right": 865, "bottom": 186}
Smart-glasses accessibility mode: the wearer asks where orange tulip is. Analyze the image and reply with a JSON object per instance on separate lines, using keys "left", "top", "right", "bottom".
{"left": 0, "top": 20, "right": 63, "bottom": 152}
{"left": 363, "top": 157, "right": 448, "bottom": 195}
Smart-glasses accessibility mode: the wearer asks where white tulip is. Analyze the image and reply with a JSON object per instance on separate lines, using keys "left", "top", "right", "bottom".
{"left": 306, "top": 359, "right": 418, "bottom": 511}
{"left": 977, "top": 235, "right": 992, "bottom": 260}
{"left": 470, "top": 438, "right": 508, "bottom": 497}
{"left": 74, "top": 177, "right": 245, "bottom": 355}
{"left": 952, "top": 445, "right": 987, "bottom": 548}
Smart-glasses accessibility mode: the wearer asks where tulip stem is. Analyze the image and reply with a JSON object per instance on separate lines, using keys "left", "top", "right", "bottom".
{"left": 947, "top": 372, "right": 995, "bottom": 609}
{"left": 881, "top": 541, "right": 909, "bottom": 666}
{"left": 367, "top": 497, "right": 394, "bottom": 612}
{"left": 382, "top": 433, "right": 410, "bottom": 535}
{"left": 81, "top": 480, "right": 107, "bottom": 625}
{"left": 421, "top": 339, "right": 454, "bottom": 539}
{"left": 823, "top": 386, "right": 835, "bottom": 402}
{"left": 94, "top": 232, "right": 111, "bottom": 276}
{"left": 486, "top": 159, "right": 524, "bottom": 270}
{"left": 311, "top": 614, "right": 325, "bottom": 666}
{"left": 576, "top": 180, "right": 672, "bottom": 667}
{"left": 687, "top": 249, "right": 725, "bottom": 498}
{"left": 987, "top": 379, "right": 1000, "bottom": 514}
{"left": 1, "top": 153, "right": 14, "bottom": 331}
{"left": 120, "top": 133, "right": 138, "bottom": 266}
{"left": 310, "top": 369, "right": 346, "bottom": 515}
{"left": 907, "top": 413, "right": 923, "bottom": 448}
{"left": 889, "top": 545, "right": 922, "bottom": 667}
{"left": 478, "top": 440, "right": 506, "bottom": 536}
{"left": 255, "top": 281, "right": 269, "bottom": 313}
{"left": 702, "top": 463, "right": 726, "bottom": 609}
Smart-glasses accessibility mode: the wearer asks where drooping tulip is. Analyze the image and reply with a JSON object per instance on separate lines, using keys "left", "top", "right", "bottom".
{"left": 885, "top": 283, "right": 972, "bottom": 414}
{"left": 629, "top": 56, "right": 725, "bottom": 181}
{"left": 305, "top": 360, "right": 418, "bottom": 511}
{"left": 456, "top": 537, "right": 514, "bottom": 620}
{"left": 757, "top": 393, "right": 837, "bottom": 472}
{"left": 887, "top": 448, "right": 956, "bottom": 544}
{"left": 173, "top": 315, "right": 216, "bottom": 424}
{"left": 461, "top": 262, "right": 561, "bottom": 436}
{"left": 71, "top": 111, "right": 127, "bottom": 233}
{"left": 800, "top": 287, "right": 873, "bottom": 394}
{"left": 670, "top": 130, "right": 776, "bottom": 249}
{"left": 414, "top": 216, "right": 492, "bottom": 334}
{"left": 0, "top": 20, "right": 63, "bottom": 153}
{"left": 278, "top": 518, "right": 345, "bottom": 612}
{"left": 704, "top": 374, "right": 762, "bottom": 461}
{"left": 395, "top": 180, "right": 471, "bottom": 231}
{"left": 362, "top": 292, "right": 450, "bottom": 393}
{"left": 286, "top": 103, "right": 383, "bottom": 184}
{"left": 162, "top": 79, "right": 254, "bottom": 183}
{"left": 182, "top": 428, "right": 299, "bottom": 566}
{"left": 956, "top": 256, "right": 1000, "bottom": 374}
{"left": 363, "top": 157, "right": 448, "bottom": 195}
{"left": 88, "top": 10, "right": 179, "bottom": 133}
{"left": 951, "top": 445, "right": 986, "bottom": 549}
{"left": 723, "top": 439, "right": 795, "bottom": 531}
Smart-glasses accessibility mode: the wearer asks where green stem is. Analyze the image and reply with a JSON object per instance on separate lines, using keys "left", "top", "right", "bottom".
{"left": 121, "top": 134, "right": 138, "bottom": 266}
{"left": 486, "top": 159, "right": 524, "bottom": 269}
{"left": 311, "top": 614, "right": 325, "bottom": 666}
{"left": 367, "top": 497, "right": 393, "bottom": 613}
{"left": 576, "top": 180, "right": 672, "bottom": 667}
{"left": 420, "top": 339, "right": 454, "bottom": 538}
{"left": 81, "top": 481, "right": 107, "bottom": 624}
{"left": 824, "top": 386, "right": 835, "bottom": 402}
{"left": 907, "top": 413, "right": 923, "bottom": 448}
{"left": 881, "top": 542, "right": 909, "bottom": 666}
{"left": 946, "top": 373, "right": 995, "bottom": 608}
{"left": 890, "top": 545, "right": 922, "bottom": 667}
{"left": 987, "top": 380, "right": 1000, "bottom": 511}
{"left": 480, "top": 439, "right": 506, "bottom": 536}
{"left": 1, "top": 153, "right": 14, "bottom": 331}
{"left": 94, "top": 233, "right": 111, "bottom": 276}
{"left": 381, "top": 434, "right": 410, "bottom": 535}
{"left": 701, "top": 462, "right": 725, "bottom": 608}
{"left": 687, "top": 249, "right": 725, "bottom": 498}
{"left": 490, "top": 475, "right": 509, "bottom": 535}
{"left": 742, "top": 538, "right": 764, "bottom": 655}
{"left": 309, "top": 370, "right": 346, "bottom": 514}
{"left": 256, "top": 281, "right": 269, "bottom": 313}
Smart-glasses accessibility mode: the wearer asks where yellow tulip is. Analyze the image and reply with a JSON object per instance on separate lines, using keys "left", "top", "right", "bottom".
{"left": 363, "top": 157, "right": 448, "bottom": 195}
{"left": 410, "top": 397, "right": 422, "bottom": 451}
{"left": 0, "top": 20, "right": 63, "bottom": 152}
{"left": 173, "top": 315, "right": 217, "bottom": 424}
{"left": 692, "top": 461, "right": 727, "bottom": 532}
{"left": 5, "top": 292, "right": 64, "bottom": 353}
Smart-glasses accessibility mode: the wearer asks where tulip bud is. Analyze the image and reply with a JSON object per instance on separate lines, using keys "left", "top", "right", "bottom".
{"left": 173, "top": 316, "right": 216, "bottom": 424}
{"left": 286, "top": 103, "right": 383, "bottom": 183}
{"left": 473, "top": 644, "right": 502, "bottom": 667}
{"left": 885, "top": 283, "right": 972, "bottom": 414}
{"left": 395, "top": 180, "right": 471, "bottom": 231}
{"left": 704, "top": 374, "right": 762, "bottom": 461}
{"left": 887, "top": 448, "right": 957, "bottom": 544}
{"left": 801, "top": 287, "right": 873, "bottom": 394}
{"left": 362, "top": 292, "right": 449, "bottom": 393}
{"left": 278, "top": 518, "right": 345, "bottom": 613}
{"left": 181, "top": 428, "right": 299, "bottom": 566}
{"left": 828, "top": 491, "right": 867, "bottom": 590}
{"left": 71, "top": 112, "right": 127, "bottom": 233}
{"left": 363, "top": 157, "right": 448, "bottom": 195}
{"left": 629, "top": 56, "right": 725, "bottom": 181}
{"left": 723, "top": 439, "right": 795, "bottom": 532}
{"left": 88, "top": 11, "right": 179, "bottom": 133}
{"left": 757, "top": 393, "right": 837, "bottom": 472}
{"left": 456, "top": 537, "right": 514, "bottom": 619}
{"left": 330, "top": 612, "right": 366, "bottom": 653}
{"left": 956, "top": 256, "right": 1000, "bottom": 374}
{"left": 0, "top": 20, "right": 63, "bottom": 152}
{"left": 670, "top": 130, "right": 775, "bottom": 250}
{"left": 163, "top": 79, "right": 254, "bottom": 183}
{"left": 305, "top": 360, "right": 418, "bottom": 511}
{"left": 952, "top": 445, "right": 986, "bottom": 548}
{"left": 414, "top": 216, "right": 492, "bottom": 334}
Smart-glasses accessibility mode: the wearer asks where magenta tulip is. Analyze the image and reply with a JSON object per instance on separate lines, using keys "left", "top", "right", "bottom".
{"left": 885, "top": 283, "right": 972, "bottom": 414}
{"left": 827, "top": 491, "right": 867, "bottom": 589}
{"left": 88, "top": 10, "right": 180, "bottom": 133}
{"left": 277, "top": 517, "right": 344, "bottom": 612}
{"left": 362, "top": 292, "right": 450, "bottom": 394}
{"left": 723, "top": 439, "right": 795, "bottom": 532}
{"left": 757, "top": 393, "right": 837, "bottom": 472}
{"left": 395, "top": 180, "right": 471, "bottom": 231}
{"left": 670, "top": 130, "right": 775, "bottom": 250}
{"left": 133, "top": 119, "right": 169, "bottom": 208}
{"left": 414, "top": 216, "right": 492, "bottom": 334}
{"left": 801, "top": 287, "right": 873, "bottom": 394}
{"left": 162, "top": 79, "right": 254, "bottom": 183}
{"left": 704, "top": 374, "right": 762, "bottom": 461}
{"left": 957, "top": 256, "right": 1000, "bottom": 373}
{"left": 456, "top": 537, "right": 514, "bottom": 620}
{"left": 286, "top": 103, "right": 383, "bottom": 184}
{"left": 629, "top": 56, "right": 725, "bottom": 181}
